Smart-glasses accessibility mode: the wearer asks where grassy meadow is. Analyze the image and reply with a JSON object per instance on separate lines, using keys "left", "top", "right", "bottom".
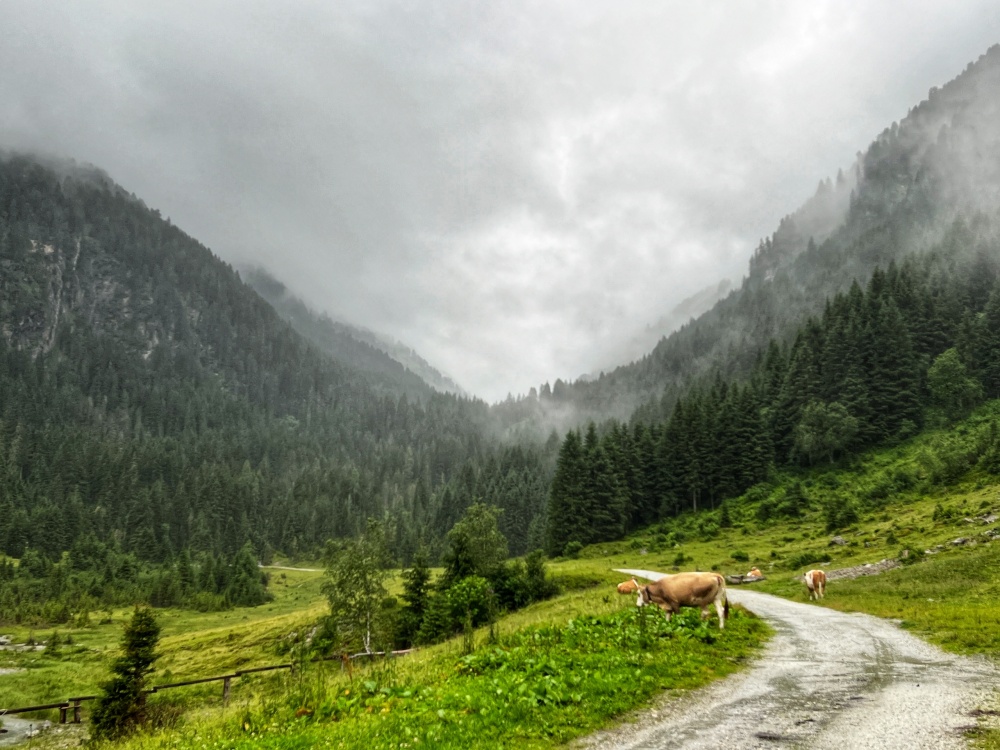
{"left": 0, "top": 566, "right": 328, "bottom": 713}
{"left": 6, "top": 404, "right": 1000, "bottom": 747}
{"left": 3, "top": 561, "right": 768, "bottom": 750}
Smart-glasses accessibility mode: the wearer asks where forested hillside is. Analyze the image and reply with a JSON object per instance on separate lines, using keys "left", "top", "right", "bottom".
{"left": 0, "top": 154, "right": 554, "bottom": 596}
{"left": 243, "top": 267, "right": 465, "bottom": 400}
{"left": 510, "top": 43, "right": 1000, "bottom": 427}
{"left": 547, "top": 220, "right": 1000, "bottom": 555}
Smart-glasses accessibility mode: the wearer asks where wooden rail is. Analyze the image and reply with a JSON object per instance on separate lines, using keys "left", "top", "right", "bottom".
{"left": 0, "top": 649, "right": 414, "bottom": 724}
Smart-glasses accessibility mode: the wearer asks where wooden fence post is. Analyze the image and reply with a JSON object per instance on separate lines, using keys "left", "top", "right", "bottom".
{"left": 222, "top": 676, "right": 231, "bottom": 705}
{"left": 73, "top": 699, "right": 82, "bottom": 723}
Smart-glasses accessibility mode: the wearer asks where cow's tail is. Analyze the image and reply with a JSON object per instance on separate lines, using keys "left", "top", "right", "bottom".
{"left": 715, "top": 573, "right": 729, "bottom": 621}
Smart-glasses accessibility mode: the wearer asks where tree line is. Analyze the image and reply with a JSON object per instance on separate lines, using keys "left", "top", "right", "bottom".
{"left": 0, "top": 539, "right": 269, "bottom": 625}
{"left": 547, "top": 220, "right": 1000, "bottom": 555}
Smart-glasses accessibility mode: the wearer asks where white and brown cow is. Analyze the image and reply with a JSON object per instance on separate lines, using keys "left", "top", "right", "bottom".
{"left": 635, "top": 572, "right": 729, "bottom": 630}
{"left": 804, "top": 569, "right": 827, "bottom": 600}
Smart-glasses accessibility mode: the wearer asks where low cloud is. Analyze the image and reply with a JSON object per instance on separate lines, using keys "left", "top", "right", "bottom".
{"left": 2, "top": 1, "right": 998, "bottom": 400}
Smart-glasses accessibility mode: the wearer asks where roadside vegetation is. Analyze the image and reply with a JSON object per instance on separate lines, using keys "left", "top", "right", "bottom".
{"left": 3, "top": 561, "right": 767, "bottom": 750}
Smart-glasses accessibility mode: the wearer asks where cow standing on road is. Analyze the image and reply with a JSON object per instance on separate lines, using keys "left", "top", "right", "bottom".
{"left": 804, "top": 569, "right": 827, "bottom": 600}
{"left": 635, "top": 572, "right": 729, "bottom": 630}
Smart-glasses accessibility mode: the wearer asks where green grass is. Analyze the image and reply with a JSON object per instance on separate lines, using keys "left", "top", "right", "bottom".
{"left": 7, "top": 563, "right": 769, "bottom": 749}
{"left": 0, "top": 566, "right": 329, "bottom": 714}
{"left": 755, "top": 541, "right": 1000, "bottom": 654}
{"left": 97, "top": 600, "right": 767, "bottom": 750}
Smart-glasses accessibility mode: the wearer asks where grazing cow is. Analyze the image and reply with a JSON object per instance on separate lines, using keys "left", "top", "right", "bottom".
{"left": 617, "top": 579, "right": 640, "bottom": 594}
{"left": 636, "top": 572, "right": 729, "bottom": 630}
{"left": 745, "top": 567, "right": 763, "bottom": 579}
{"left": 804, "top": 569, "right": 826, "bottom": 600}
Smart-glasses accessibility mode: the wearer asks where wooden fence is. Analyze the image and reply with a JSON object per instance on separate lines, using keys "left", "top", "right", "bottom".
{"left": 0, "top": 649, "right": 413, "bottom": 725}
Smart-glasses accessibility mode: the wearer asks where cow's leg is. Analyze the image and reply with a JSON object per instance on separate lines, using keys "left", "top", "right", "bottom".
{"left": 714, "top": 594, "right": 726, "bottom": 630}
{"left": 700, "top": 606, "right": 710, "bottom": 621}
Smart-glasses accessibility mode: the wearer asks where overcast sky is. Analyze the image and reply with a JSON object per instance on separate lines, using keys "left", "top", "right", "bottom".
{"left": 2, "top": 2, "right": 999, "bottom": 401}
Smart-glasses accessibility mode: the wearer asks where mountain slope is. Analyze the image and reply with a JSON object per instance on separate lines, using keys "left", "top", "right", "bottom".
{"left": 243, "top": 267, "right": 464, "bottom": 400}
{"left": 0, "top": 153, "right": 551, "bottom": 567}
{"left": 532, "top": 43, "right": 1000, "bottom": 426}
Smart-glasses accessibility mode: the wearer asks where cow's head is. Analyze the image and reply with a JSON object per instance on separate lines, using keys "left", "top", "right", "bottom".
{"left": 636, "top": 585, "right": 651, "bottom": 608}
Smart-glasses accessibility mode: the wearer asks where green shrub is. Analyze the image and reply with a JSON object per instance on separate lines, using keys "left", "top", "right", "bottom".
{"left": 699, "top": 520, "right": 720, "bottom": 540}
{"left": 824, "top": 496, "right": 859, "bottom": 531}
{"left": 563, "top": 541, "right": 583, "bottom": 559}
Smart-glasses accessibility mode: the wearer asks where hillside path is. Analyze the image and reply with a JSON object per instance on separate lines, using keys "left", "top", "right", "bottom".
{"left": 581, "top": 569, "right": 997, "bottom": 749}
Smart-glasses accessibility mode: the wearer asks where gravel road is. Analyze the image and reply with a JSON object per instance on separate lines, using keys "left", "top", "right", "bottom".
{"left": 0, "top": 717, "right": 42, "bottom": 748}
{"left": 581, "top": 569, "right": 997, "bottom": 749}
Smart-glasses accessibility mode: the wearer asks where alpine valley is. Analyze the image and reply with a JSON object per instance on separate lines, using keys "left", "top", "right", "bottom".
{"left": 3, "top": 44, "right": 1000, "bottom": 607}
{"left": 4, "top": 41, "right": 1000, "bottom": 749}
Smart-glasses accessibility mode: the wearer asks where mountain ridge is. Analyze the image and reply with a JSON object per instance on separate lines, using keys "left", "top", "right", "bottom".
{"left": 242, "top": 266, "right": 465, "bottom": 400}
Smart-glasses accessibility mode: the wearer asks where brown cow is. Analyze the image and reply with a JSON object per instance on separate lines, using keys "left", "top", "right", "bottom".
{"left": 745, "top": 567, "right": 763, "bottom": 579}
{"left": 636, "top": 572, "right": 729, "bottom": 630}
{"left": 804, "top": 569, "right": 826, "bottom": 600}
{"left": 617, "top": 579, "right": 640, "bottom": 594}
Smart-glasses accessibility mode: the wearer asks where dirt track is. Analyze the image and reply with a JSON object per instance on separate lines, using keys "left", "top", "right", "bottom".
{"left": 582, "top": 569, "right": 996, "bottom": 749}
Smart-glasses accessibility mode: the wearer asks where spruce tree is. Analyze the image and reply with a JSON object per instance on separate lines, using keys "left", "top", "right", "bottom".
{"left": 545, "top": 430, "right": 584, "bottom": 556}
{"left": 90, "top": 607, "right": 161, "bottom": 741}
{"left": 397, "top": 548, "right": 431, "bottom": 647}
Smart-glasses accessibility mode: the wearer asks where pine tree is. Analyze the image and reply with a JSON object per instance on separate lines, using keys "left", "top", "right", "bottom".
{"left": 397, "top": 548, "right": 431, "bottom": 647}
{"left": 225, "top": 542, "right": 271, "bottom": 606}
{"left": 90, "top": 607, "right": 161, "bottom": 741}
{"left": 545, "top": 430, "right": 585, "bottom": 556}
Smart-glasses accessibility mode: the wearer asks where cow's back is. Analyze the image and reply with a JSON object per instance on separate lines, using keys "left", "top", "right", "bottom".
{"left": 653, "top": 571, "right": 723, "bottom": 606}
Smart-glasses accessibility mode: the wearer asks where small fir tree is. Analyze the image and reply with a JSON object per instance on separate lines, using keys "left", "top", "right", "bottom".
{"left": 90, "top": 606, "right": 161, "bottom": 741}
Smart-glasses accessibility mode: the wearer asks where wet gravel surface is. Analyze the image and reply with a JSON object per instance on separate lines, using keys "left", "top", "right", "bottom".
{"left": 0, "top": 718, "right": 35, "bottom": 748}
{"left": 581, "top": 569, "right": 997, "bottom": 749}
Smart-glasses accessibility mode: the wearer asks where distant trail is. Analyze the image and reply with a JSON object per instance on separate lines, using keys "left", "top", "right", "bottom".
{"left": 584, "top": 569, "right": 997, "bottom": 749}
{"left": 260, "top": 564, "right": 322, "bottom": 572}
